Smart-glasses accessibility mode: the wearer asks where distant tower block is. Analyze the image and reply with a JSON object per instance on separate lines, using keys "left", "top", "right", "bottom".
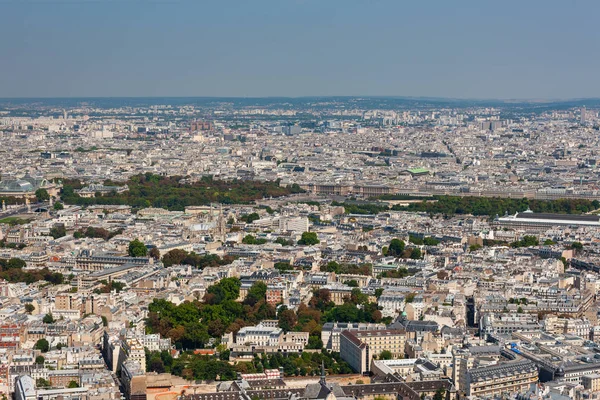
{"left": 189, "top": 120, "right": 214, "bottom": 132}
{"left": 1, "top": 200, "right": 5, "bottom": 211}
{"left": 581, "top": 106, "right": 587, "bottom": 124}
{"left": 26, "top": 198, "right": 31, "bottom": 213}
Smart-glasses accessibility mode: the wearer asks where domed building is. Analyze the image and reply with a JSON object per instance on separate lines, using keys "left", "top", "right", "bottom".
{"left": 0, "top": 173, "right": 60, "bottom": 199}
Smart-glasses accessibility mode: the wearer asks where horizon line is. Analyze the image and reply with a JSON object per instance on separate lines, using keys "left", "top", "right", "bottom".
{"left": 0, "top": 95, "right": 599, "bottom": 103}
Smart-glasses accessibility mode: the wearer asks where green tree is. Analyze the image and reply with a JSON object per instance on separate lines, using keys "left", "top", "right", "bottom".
{"left": 128, "top": 239, "right": 147, "bottom": 257}
{"left": 344, "top": 279, "right": 359, "bottom": 287}
{"left": 6, "top": 258, "right": 26, "bottom": 269}
{"left": 306, "top": 335, "right": 323, "bottom": 349}
{"left": 42, "top": 313, "right": 55, "bottom": 324}
{"left": 25, "top": 303, "right": 35, "bottom": 314}
{"left": 53, "top": 202, "right": 64, "bottom": 211}
{"left": 274, "top": 262, "right": 293, "bottom": 272}
{"left": 49, "top": 224, "right": 66, "bottom": 239}
{"left": 245, "top": 281, "right": 267, "bottom": 306}
{"left": 469, "top": 244, "right": 482, "bottom": 252}
{"left": 35, "top": 189, "right": 50, "bottom": 202}
{"left": 379, "top": 350, "right": 392, "bottom": 360}
{"left": 388, "top": 239, "right": 405, "bottom": 256}
{"left": 298, "top": 232, "right": 319, "bottom": 246}
{"left": 322, "top": 261, "right": 340, "bottom": 273}
{"left": 35, "top": 355, "right": 45, "bottom": 365}
{"left": 35, "top": 338, "right": 49, "bottom": 353}
{"left": 36, "top": 378, "right": 51, "bottom": 388}
{"left": 571, "top": 241, "right": 583, "bottom": 250}
{"left": 410, "top": 248, "right": 422, "bottom": 259}
{"left": 205, "top": 277, "right": 241, "bottom": 304}
{"left": 67, "top": 381, "right": 79, "bottom": 388}
{"left": 241, "top": 213, "right": 260, "bottom": 223}
{"left": 242, "top": 234, "right": 257, "bottom": 245}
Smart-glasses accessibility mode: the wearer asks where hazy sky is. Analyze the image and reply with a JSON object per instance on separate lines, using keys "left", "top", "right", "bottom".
{"left": 1, "top": 0, "right": 599, "bottom": 99}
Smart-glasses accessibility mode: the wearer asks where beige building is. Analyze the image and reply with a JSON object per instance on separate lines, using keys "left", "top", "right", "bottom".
{"left": 582, "top": 374, "right": 600, "bottom": 392}
{"left": 340, "top": 329, "right": 407, "bottom": 374}
{"left": 466, "top": 360, "right": 538, "bottom": 397}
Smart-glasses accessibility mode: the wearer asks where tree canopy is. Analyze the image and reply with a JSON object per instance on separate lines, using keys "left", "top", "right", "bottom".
{"left": 128, "top": 239, "right": 148, "bottom": 257}
{"left": 35, "top": 188, "right": 50, "bottom": 202}
{"left": 60, "top": 174, "right": 298, "bottom": 210}
{"left": 298, "top": 232, "right": 319, "bottom": 246}
{"left": 35, "top": 338, "right": 49, "bottom": 353}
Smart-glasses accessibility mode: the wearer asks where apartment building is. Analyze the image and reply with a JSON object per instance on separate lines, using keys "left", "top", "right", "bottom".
{"left": 340, "top": 329, "right": 407, "bottom": 374}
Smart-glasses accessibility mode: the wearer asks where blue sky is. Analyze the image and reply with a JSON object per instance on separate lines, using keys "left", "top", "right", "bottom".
{"left": 1, "top": 0, "right": 599, "bottom": 99}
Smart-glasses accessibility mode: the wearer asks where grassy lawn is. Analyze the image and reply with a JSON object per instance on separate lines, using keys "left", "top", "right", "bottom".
{"left": 0, "top": 217, "right": 31, "bottom": 226}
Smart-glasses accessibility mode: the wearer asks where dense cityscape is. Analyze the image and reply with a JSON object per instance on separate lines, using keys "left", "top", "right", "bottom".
{"left": 1, "top": 97, "right": 600, "bottom": 400}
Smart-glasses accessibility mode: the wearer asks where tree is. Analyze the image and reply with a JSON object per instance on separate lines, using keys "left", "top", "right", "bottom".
{"left": 50, "top": 224, "right": 66, "bottom": 239}
{"left": 36, "top": 378, "right": 51, "bottom": 388}
{"left": 67, "top": 381, "right": 79, "bottom": 388}
{"left": 571, "top": 241, "right": 583, "bottom": 250}
{"left": 306, "top": 335, "right": 323, "bottom": 349}
{"left": 53, "top": 202, "right": 64, "bottom": 211}
{"left": 379, "top": 350, "right": 392, "bottom": 360}
{"left": 5, "top": 258, "right": 26, "bottom": 269}
{"left": 242, "top": 234, "right": 258, "bottom": 245}
{"left": 274, "top": 262, "right": 293, "bottom": 272}
{"left": 35, "top": 355, "right": 45, "bottom": 365}
{"left": 298, "top": 232, "right": 319, "bottom": 246}
{"left": 278, "top": 309, "right": 298, "bottom": 332}
{"left": 410, "top": 248, "right": 422, "bottom": 259}
{"left": 35, "top": 338, "right": 49, "bottom": 353}
{"left": 433, "top": 388, "right": 445, "bottom": 400}
{"left": 128, "top": 239, "right": 147, "bottom": 257}
{"left": 245, "top": 281, "right": 267, "bottom": 306}
{"left": 149, "top": 247, "right": 161, "bottom": 260}
{"left": 275, "top": 237, "right": 294, "bottom": 246}
{"left": 25, "top": 303, "right": 35, "bottom": 314}
{"left": 219, "top": 349, "right": 231, "bottom": 361}
{"left": 350, "top": 288, "right": 368, "bottom": 305}
{"left": 43, "top": 313, "right": 55, "bottom": 324}
{"left": 517, "top": 306, "right": 524, "bottom": 313}
{"left": 344, "top": 279, "right": 359, "bottom": 287}
{"left": 35, "top": 189, "right": 50, "bottom": 202}
{"left": 162, "top": 249, "right": 188, "bottom": 267}
{"left": 240, "top": 213, "right": 260, "bottom": 224}
{"left": 375, "top": 288, "right": 384, "bottom": 299}
{"left": 469, "top": 244, "right": 482, "bottom": 252}
{"left": 208, "top": 319, "right": 226, "bottom": 337}
{"left": 322, "top": 261, "right": 340, "bottom": 273}
{"left": 388, "top": 239, "right": 405, "bottom": 256}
